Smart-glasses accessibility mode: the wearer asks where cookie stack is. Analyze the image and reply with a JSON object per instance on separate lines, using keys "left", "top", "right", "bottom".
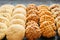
{"left": 0, "top": 4, "right": 14, "bottom": 40}
{"left": 49, "top": 4, "right": 60, "bottom": 36}
{"left": 38, "top": 5, "right": 56, "bottom": 38}
{"left": 26, "top": 4, "right": 41, "bottom": 40}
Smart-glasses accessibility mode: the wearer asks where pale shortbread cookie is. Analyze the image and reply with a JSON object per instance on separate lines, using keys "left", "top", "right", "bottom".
{"left": 0, "top": 22, "right": 7, "bottom": 40}
{"left": 11, "top": 14, "right": 26, "bottom": 21}
{"left": 0, "top": 4, "right": 14, "bottom": 15}
{"left": 0, "top": 13, "right": 11, "bottom": 20}
{"left": 6, "top": 24, "right": 25, "bottom": 40}
{"left": 13, "top": 8, "right": 26, "bottom": 16}
{"left": 0, "top": 16, "right": 9, "bottom": 27}
{"left": 10, "top": 19, "right": 25, "bottom": 26}
{"left": 15, "top": 4, "right": 26, "bottom": 9}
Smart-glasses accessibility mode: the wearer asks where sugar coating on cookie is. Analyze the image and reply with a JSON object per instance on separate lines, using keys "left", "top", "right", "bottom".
{"left": 6, "top": 24, "right": 25, "bottom": 40}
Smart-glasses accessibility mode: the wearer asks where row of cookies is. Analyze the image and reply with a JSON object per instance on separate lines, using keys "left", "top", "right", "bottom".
{"left": 38, "top": 5, "right": 56, "bottom": 38}
{"left": 49, "top": 4, "right": 60, "bottom": 36}
{"left": 26, "top": 4, "right": 42, "bottom": 40}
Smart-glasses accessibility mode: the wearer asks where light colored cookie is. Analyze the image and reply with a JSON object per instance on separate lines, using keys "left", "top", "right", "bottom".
{"left": 0, "top": 22, "right": 7, "bottom": 40}
{"left": 10, "top": 19, "right": 25, "bottom": 27}
{"left": 38, "top": 5, "right": 49, "bottom": 10}
{"left": 11, "top": 14, "right": 26, "bottom": 21}
{"left": 40, "top": 15, "right": 55, "bottom": 23}
{"left": 6, "top": 24, "right": 25, "bottom": 40}
{"left": 58, "top": 28, "right": 60, "bottom": 36}
{"left": 0, "top": 16, "right": 9, "bottom": 27}
{"left": 26, "top": 25, "right": 41, "bottom": 40}
{"left": 0, "top": 13, "right": 11, "bottom": 20}
{"left": 26, "top": 13, "right": 39, "bottom": 23}
{"left": 40, "top": 21, "right": 56, "bottom": 38}
{"left": 15, "top": 4, "right": 26, "bottom": 9}
{"left": 13, "top": 8, "right": 26, "bottom": 16}
{"left": 0, "top": 4, "right": 14, "bottom": 15}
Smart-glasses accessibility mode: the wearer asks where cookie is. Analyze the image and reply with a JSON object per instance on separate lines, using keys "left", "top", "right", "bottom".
{"left": 0, "top": 22, "right": 7, "bottom": 40}
{"left": 40, "top": 21, "right": 56, "bottom": 38}
{"left": 58, "top": 28, "right": 60, "bottom": 36}
{"left": 6, "top": 24, "right": 25, "bottom": 40}
{"left": 10, "top": 19, "right": 25, "bottom": 27}
{"left": 40, "top": 15, "right": 55, "bottom": 23}
{"left": 26, "top": 25, "right": 41, "bottom": 40}
{"left": 26, "top": 13, "right": 39, "bottom": 23}
{"left": 12, "top": 14, "right": 26, "bottom": 21}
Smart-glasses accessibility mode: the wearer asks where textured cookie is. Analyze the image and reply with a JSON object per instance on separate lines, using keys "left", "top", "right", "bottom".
{"left": 12, "top": 14, "right": 26, "bottom": 21}
{"left": 26, "top": 20, "right": 38, "bottom": 27}
{"left": 10, "top": 19, "right": 25, "bottom": 26}
{"left": 38, "top": 5, "right": 49, "bottom": 10}
{"left": 26, "top": 13, "right": 39, "bottom": 23}
{"left": 40, "top": 21, "right": 56, "bottom": 38}
{"left": 6, "top": 24, "right": 25, "bottom": 40}
{"left": 13, "top": 8, "right": 26, "bottom": 16}
{"left": 40, "top": 15, "right": 55, "bottom": 23}
{"left": 49, "top": 4, "right": 60, "bottom": 11}
{"left": 15, "top": 4, "right": 26, "bottom": 9}
{"left": 0, "top": 16, "right": 9, "bottom": 27}
{"left": 0, "top": 22, "right": 7, "bottom": 40}
{"left": 26, "top": 25, "right": 41, "bottom": 40}
{"left": 26, "top": 4, "right": 38, "bottom": 11}
{"left": 26, "top": 9, "right": 38, "bottom": 17}
{"left": 39, "top": 10, "right": 52, "bottom": 17}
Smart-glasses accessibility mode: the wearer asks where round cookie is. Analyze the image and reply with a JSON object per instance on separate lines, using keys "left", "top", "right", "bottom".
{"left": 5, "top": 24, "right": 25, "bottom": 40}
{"left": 12, "top": 14, "right": 26, "bottom": 21}
{"left": 26, "top": 25, "right": 41, "bottom": 40}
{"left": 26, "top": 9, "right": 38, "bottom": 17}
{"left": 15, "top": 4, "right": 26, "bottom": 9}
{"left": 38, "top": 5, "right": 49, "bottom": 10}
{"left": 26, "top": 20, "right": 38, "bottom": 27}
{"left": 40, "top": 15, "right": 55, "bottom": 23}
{"left": 0, "top": 22, "right": 7, "bottom": 40}
{"left": 40, "top": 21, "right": 56, "bottom": 38}
{"left": 13, "top": 8, "right": 26, "bottom": 16}
{"left": 10, "top": 19, "right": 25, "bottom": 27}
{"left": 26, "top": 4, "right": 37, "bottom": 11}
{"left": 49, "top": 4, "right": 60, "bottom": 11}
{"left": 0, "top": 16, "right": 9, "bottom": 27}
{"left": 26, "top": 13, "right": 39, "bottom": 23}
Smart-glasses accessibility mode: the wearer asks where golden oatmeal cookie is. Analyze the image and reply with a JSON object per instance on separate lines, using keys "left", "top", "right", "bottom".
{"left": 26, "top": 13, "right": 39, "bottom": 23}
{"left": 0, "top": 13, "right": 11, "bottom": 20}
{"left": 15, "top": 4, "right": 26, "bottom": 9}
{"left": 26, "top": 20, "right": 38, "bottom": 27}
{"left": 51, "top": 8, "right": 60, "bottom": 18}
{"left": 40, "top": 15, "right": 55, "bottom": 24}
{"left": 38, "top": 5, "right": 49, "bottom": 10}
{"left": 0, "top": 22, "right": 7, "bottom": 40}
{"left": 0, "top": 4, "right": 14, "bottom": 15}
{"left": 26, "top": 4, "right": 38, "bottom": 11}
{"left": 6, "top": 24, "right": 25, "bottom": 40}
{"left": 49, "top": 4, "right": 60, "bottom": 11}
{"left": 0, "top": 16, "right": 9, "bottom": 27}
{"left": 11, "top": 14, "right": 26, "bottom": 21}
{"left": 40, "top": 21, "right": 56, "bottom": 38}
{"left": 39, "top": 10, "right": 52, "bottom": 17}
{"left": 10, "top": 19, "right": 25, "bottom": 27}
{"left": 13, "top": 8, "right": 26, "bottom": 16}
{"left": 26, "top": 25, "right": 41, "bottom": 40}
{"left": 58, "top": 28, "right": 60, "bottom": 36}
{"left": 26, "top": 9, "right": 38, "bottom": 17}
